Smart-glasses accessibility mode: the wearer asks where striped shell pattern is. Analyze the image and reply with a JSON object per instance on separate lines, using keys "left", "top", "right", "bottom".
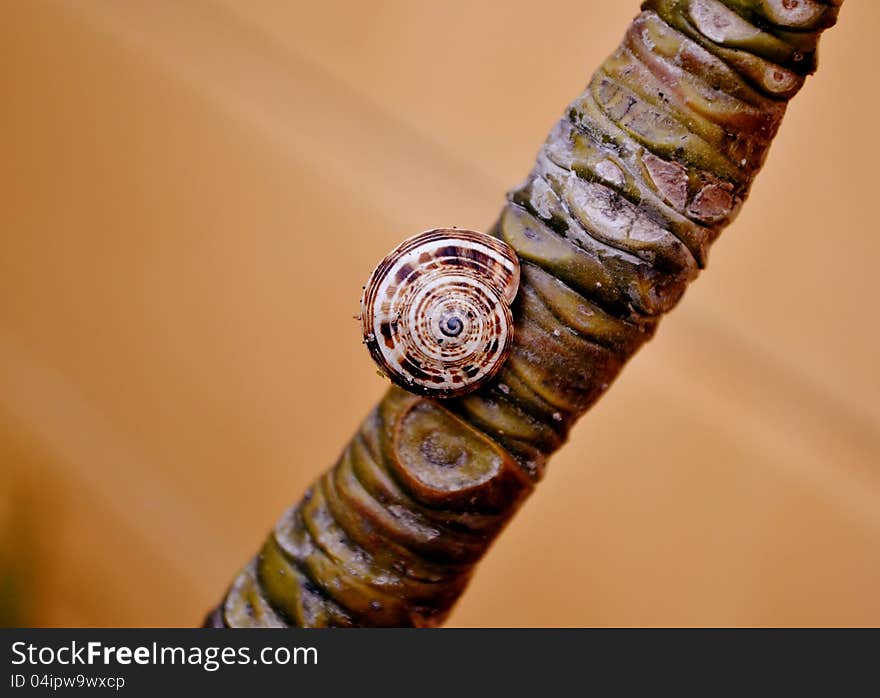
{"left": 361, "top": 229, "right": 521, "bottom": 398}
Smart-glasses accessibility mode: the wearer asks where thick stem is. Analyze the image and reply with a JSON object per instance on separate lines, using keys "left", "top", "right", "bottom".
{"left": 206, "top": 0, "right": 843, "bottom": 627}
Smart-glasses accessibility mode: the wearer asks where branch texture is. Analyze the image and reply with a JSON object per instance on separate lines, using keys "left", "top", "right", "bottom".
{"left": 205, "top": 0, "right": 843, "bottom": 627}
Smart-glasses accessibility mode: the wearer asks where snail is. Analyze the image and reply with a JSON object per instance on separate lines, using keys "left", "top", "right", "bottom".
{"left": 360, "top": 229, "right": 520, "bottom": 398}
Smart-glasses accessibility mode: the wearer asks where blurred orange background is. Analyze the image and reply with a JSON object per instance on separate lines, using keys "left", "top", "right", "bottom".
{"left": 2, "top": 0, "right": 878, "bottom": 627}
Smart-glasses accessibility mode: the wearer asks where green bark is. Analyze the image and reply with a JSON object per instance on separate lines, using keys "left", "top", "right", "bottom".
{"left": 205, "top": 0, "right": 843, "bottom": 627}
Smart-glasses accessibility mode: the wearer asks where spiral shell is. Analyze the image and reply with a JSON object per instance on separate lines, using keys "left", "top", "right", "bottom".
{"left": 361, "top": 229, "right": 520, "bottom": 398}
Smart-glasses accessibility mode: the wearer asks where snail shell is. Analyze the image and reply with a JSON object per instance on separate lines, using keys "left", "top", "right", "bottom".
{"left": 361, "top": 229, "right": 521, "bottom": 398}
